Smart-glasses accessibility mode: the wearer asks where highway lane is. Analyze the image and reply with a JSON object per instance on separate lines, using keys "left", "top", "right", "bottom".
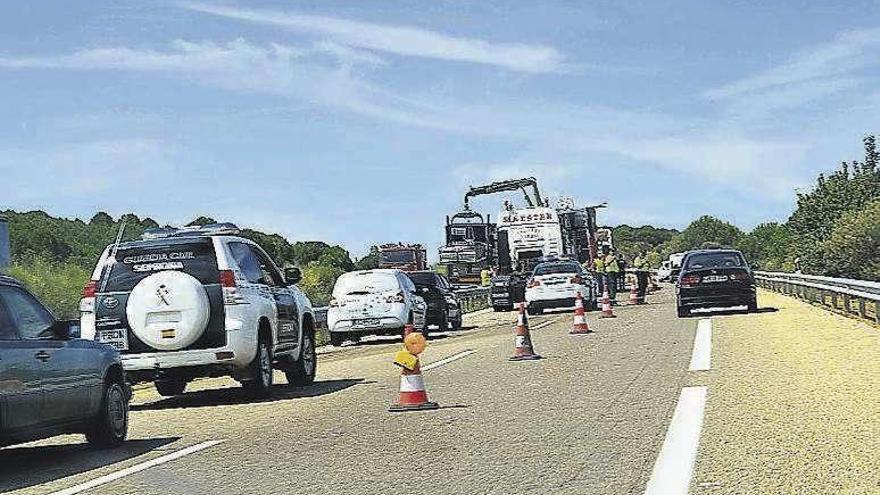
{"left": 5, "top": 289, "right": 703, "bottom": 495}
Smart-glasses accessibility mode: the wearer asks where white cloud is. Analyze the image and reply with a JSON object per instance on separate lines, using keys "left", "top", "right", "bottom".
{"left": 705, "top": 27, "right": 880, "bottom": 100}
{"left": 182, "top": 2, "right": 567, "bottom": 73}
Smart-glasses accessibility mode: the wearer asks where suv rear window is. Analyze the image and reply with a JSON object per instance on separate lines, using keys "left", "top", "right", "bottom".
{"left": 684, "top": 252, "right": 746, "bottom": 270}
{"left": 534, "top": 263, "right": 581, "bottom": 276}
{"left": 99, "top": 240, "right": 220, "bottom": 292}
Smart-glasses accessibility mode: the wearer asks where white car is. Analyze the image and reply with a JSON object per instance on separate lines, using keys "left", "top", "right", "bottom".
{"left": 327, "top": 269, "right": 427, "bottom": 346}
{"left": 525, "top": 260, "right": 597, "bottom": 315}
{"left": 80, "top": 223, "right": 317, "bottom": 399}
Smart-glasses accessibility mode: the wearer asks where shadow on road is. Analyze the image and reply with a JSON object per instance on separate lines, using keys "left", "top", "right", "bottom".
{"left": 0, "top": 437, "right": 179, "bottom": 493}
{"left": 133, "top": 378, "right": 371, "bottom": 411}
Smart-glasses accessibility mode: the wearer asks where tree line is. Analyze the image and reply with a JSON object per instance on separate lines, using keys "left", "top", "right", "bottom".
{"left": 614, "top": 135, "right": 879, "bottom": 281}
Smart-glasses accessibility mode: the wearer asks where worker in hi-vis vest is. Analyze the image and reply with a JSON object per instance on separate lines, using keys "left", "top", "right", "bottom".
{"left": 604, "top": 250, "right": 621, "bottom": 302}
{"left": 591, "top": 255, "right": 606, "bottom": 295}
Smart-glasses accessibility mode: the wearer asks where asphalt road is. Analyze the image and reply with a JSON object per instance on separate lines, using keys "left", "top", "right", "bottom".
{"left": 3, "top": 288, "right": 876, "bottom": 494}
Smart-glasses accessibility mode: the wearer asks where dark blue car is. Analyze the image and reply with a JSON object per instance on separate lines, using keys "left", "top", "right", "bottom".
{"left": 0, "top": 275, "right": 129, "bottom": 448}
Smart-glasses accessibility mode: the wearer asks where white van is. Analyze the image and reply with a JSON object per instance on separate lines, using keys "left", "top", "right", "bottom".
{"left": 326, "top": 269, "right": 427, "bottom": 346}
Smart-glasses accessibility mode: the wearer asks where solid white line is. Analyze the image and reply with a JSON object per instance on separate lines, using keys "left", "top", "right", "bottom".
{"left": 422, "top": 349, "right": 477, "bottom": 371}
{"left": 49, "top": 440, "right": 224, "bottom": 495}
{"left": 644, "top": 386, "right": 708, "bottom": 495}
{"left": 689, "top": 319, "right": 712, "bottom": 371}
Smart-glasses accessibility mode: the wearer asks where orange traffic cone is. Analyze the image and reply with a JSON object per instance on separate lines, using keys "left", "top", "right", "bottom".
{"left": 629, "top": 281, "right": 639, "bottom": 305}
{"left": 570, "top": 292, "right": 592, "bottom": 335}
{"left": 390, "top": 332, "right": 439, "bottom": 412}
{"left": 599, "top": 288, "right": 617, "bottom": 319}
{"left": 510, "top": 303, "right": 542, "bottom": 361}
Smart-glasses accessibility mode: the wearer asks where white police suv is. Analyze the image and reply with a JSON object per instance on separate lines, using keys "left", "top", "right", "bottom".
{"left": 80, "top": 223, "right": 317, "bottom": 398}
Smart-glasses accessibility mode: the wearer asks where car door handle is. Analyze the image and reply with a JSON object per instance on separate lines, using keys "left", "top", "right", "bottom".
{"left": 34, "top": 351, "right": 51, "bottom": 362}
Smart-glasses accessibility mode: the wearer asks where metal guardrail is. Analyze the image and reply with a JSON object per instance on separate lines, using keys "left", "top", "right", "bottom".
{"left": 311, "top": 286, "right": 492, "bottom": 329}
{"left": 754, "top": 271, "right": 880, "bottom": 324}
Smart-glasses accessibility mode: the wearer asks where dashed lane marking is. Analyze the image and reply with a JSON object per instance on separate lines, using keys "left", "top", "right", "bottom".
{"left": 48, "top": 440, "right": 224, "bottom": 495}
{"left": 644, "top": 386, "right": 708, "bottom": 495}
{"left": 422, "top": 350, "right": 478, "bottom": 371}
{"left": 688, "top": 319, "right": 712, "bottom": 371}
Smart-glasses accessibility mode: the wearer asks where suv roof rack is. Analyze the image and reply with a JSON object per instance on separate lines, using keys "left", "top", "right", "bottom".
{"left": 141, "top": 222, "right": 241, "bottom": 240}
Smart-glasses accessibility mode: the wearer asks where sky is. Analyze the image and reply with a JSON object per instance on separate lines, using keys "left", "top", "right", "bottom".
{"left": 1, "top": 1, "right": 879, "bottom": 258}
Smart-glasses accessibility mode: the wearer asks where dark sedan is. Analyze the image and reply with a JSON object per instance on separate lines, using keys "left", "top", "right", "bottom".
{"left": 0, "top": 276, "right": 129, "bottom": 448}
{"left": 675, "top": 249, "right": 757, "bottom": 317}
{"left": 406, "top": 271, "right": 462, "bottom": 332}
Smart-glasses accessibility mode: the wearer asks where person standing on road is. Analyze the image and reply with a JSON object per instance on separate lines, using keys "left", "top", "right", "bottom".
{"left": 480, "top": 267, "right": 492, "bottom": 286}
{"left": 633, "top": 251, "right": 649, "bottom": 299}
{"left": 592, "top": 254, "right": 606, "bottom": 295}
{"left": 604, "top": 250, "right": 621, "bottom": 303}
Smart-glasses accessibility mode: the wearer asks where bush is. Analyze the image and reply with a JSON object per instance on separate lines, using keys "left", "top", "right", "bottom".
{"left": 4, "top": 256, "right": 90, "bottom": 319}
{"left": 819, "top": 200, "right": 880, "bottom": 281}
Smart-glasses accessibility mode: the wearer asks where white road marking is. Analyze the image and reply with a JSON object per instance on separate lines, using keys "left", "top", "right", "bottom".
{"left": 422, "top": 349, "right": 477, "bottom": 371}
{"left": 49, "top": 440, "right": 224, "bottom": 495}
{"left": 644, "top": 386, "right": 708, "bottom": 495}
{"left": 689, "top": 319, "right": 712, "bottom": 371}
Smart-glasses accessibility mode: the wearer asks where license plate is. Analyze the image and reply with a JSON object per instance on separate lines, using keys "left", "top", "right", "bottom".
{"left": 702, "top": 275, "right": 728, "bottom": 283}
{"left": 354, "top": 318, "right": 381, "bottom": 328}
{"left": 97, "top": 329, "right": 129, "bottom": 351}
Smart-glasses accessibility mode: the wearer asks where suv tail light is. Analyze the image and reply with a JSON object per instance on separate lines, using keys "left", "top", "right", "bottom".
{"left": 220, "top": 270, "right": 247, "bottom": 305}
{"left": 680, "top": 274, "right": 701, "bottom": 286}
{"left": 80, "top": 280, "right": 98, "bottom": 313}
{"left": 386, "top": 292, "right": 405, "bottom": 303}
{"left": 527, "top": 279, "right": 541, "bottom": 288}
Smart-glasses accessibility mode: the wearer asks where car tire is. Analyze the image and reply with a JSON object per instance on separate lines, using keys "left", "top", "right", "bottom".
{"left": 437, "top": 311, "right": 449, "bottom": 332}
{"left": 451, "top": 315, "right": 463, "bottom": 330}
{"left": 747, "top": 298, "right": 759, "bottom": 313}
{"left": 676, "top": 305, "right": 689, "bottom": 318}
{"left": 329, "top": 332, "right": 345, "bottom": 347}
{"left": 243, "top": 339, "right": 273, "bottom": 398}
{"left": 154, "top": 379, "right": 187, "bottom": 397}
{"left": 285, "top": 332, "right": 316, "bottom": 387}
{"left": 527, "top": 306, "right": 541, "bottom": 316}
{"left": 86, "top": 381, "right": 128, "bottom": 449}
{"left": 493, "top": 306, "right": 505, "bottom": 312}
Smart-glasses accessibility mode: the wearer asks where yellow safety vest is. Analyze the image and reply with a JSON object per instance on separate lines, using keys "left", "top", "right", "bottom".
{"left": 594, "top": 257, "right": 605, "bottom": 273}
{"left": 605, "top": 255, "right": 620, "bottom": 273}
{"left": 480, "top": 269, "right": 491, "bottom": 286}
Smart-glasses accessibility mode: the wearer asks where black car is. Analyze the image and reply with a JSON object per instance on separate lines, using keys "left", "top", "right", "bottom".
{"left": 406, "top": 271, "right": 462, "bottom": 331}
{"left": 490, "top": 273, "right": 527, "bottom": 312}
{"left": 675, "top": 249, "right": 757, "bottom": 317}
{"left": 0, "top": 276, "right": 129, "bottom": 448}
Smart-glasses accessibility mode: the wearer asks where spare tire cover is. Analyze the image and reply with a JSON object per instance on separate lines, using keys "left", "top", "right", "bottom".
{"left": 126, "top": 271, "right": 210, "bottom": 351}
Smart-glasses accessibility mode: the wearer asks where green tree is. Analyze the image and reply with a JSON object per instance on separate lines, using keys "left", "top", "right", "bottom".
{"left": 819, "top": 199, "right": 880, "bottom": 280}
{"left": 187, "top": 216, "right": 217, "bottom": 227}
{"left": 354, "top": 245, "right": 380, "bottom": 270}
{"left": 736, "top": 222, "right": 792, "bottom": 270}
{"left": 671, "top": 215, "right": 743, "bottom": 252}
{"left": 789, "top": 136, "right": 880, "bottom": 273}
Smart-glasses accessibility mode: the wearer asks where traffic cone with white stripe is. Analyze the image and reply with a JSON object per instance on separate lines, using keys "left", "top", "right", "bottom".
{"left": 570, "top": 292, "right": 592, "bottom": 335}
{"left": 510, "top": 303, "right": 542, "bottom": 361}
{"left": 390, "top": 331, "right": 439, "bottom": 412}
{"left": 629, "top": 280, "right": 639, "bottom": 305}
{"left": 599, "top": 288, "right": 617, "bottom": 318}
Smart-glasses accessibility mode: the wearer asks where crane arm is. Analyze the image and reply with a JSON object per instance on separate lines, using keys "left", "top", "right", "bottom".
{"left": 463, "top": 177, "right": 543, "bottom": 210}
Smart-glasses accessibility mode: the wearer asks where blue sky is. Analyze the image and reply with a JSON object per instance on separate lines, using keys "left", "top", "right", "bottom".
{"left": 1, "top": 1, "right": 878, "bottom": 258}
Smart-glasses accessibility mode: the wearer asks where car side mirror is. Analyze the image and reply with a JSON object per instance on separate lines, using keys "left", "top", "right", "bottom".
{"left": 53, "top": 319, "right": 80, "bottom": 340}
{"left": 284, "top": 267, "right": 302, "bottom": 285}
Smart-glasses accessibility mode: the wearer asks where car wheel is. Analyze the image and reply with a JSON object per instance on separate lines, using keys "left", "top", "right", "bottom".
{"left": 437, "top": 311, "right": 449, "bottom": 332}
{"left": 747, "top": 298, "right": 759, "bottom": 313}
{"left": 493, "top": 306, "right": 505, "bottom": 312}
{"left": 243, "top": 339, "right": 273, "bottom": 398}
{"left": 451, "top": 315, "right": 463, "bottom": 330}
{"left": 527, "top": 306, "right": 540, "bottom": 316}
{"left": 154, "top": 379, "right": 187, "bottom": 397}
{"left": 285, "top": 331, "right": 317, "bottom": 387}
{"left": 676, "top": 304, "right": 689, "bottom": 318}
{"left": 86, "top": 381, "right": 128, "bottom": 449}
{"left": 329, "top": 332, "right": 345, "bottom": 347}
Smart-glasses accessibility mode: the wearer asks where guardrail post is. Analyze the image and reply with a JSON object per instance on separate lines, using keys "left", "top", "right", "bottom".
{"left": 843, "top": 294, "right": 851, "bottom": 314}
{"left": 858, "top": 299, "right": 866, "bottom": 319}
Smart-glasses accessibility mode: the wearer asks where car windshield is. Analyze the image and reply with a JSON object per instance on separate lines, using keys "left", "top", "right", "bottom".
{"left": 333, "top": 272, "right": 399, "bottom": 296}
{"left": 380, "top": 251, "right": 414, "bottom": 263}
{"left": 534, "top": 263, "right": 580, "bottom": 276}
{"left": 685, "top": 252, "right": 746, "bottom": 270}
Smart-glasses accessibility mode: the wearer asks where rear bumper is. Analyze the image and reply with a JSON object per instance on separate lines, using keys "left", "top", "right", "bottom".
{"left": 527, "top": 297, "right": 577, "bottom": 311}
{"left": 678, "top": 285, "right": 755, "bottom": 308}
{"left": 328, "top": 316, "right": 406, "bottom": 334}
